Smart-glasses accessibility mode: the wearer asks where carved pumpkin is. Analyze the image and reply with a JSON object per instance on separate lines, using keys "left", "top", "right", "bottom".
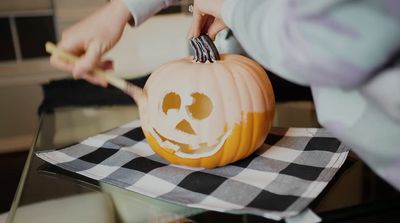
{"left": 139, "top": 36, "right": 275, "bottom": 168}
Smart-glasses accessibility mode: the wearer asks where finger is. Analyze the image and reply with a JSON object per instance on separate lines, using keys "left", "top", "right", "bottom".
{"left": 191, "top": 15, "right": 213, "bottom": 38}
{"left": 201, "top": 16, "right": 214, "bottom": 35}
{"left": 80, "top": 73, "right": 108, "bottom": 87}
{"left": 73, "top": 41, "right": 103, "bottom": 78}
{"left": 57, "top": 36, "right": 85, "bottom": 57}
{"left": 191, "top": 6, "right": 207, "bottom": 37}
{"left": 49, "top": 39, "right": 82, "bottom": 73}
{"left": 207, "top": 19, "right": 227, "bottom": 40}
{"left": 50, "top": 54, "right": 74, "bottom": 73}
{"left": 99, "top": 60, "right": 114, "bottom": 70}
{"left": 187, "top": 23, "right": 193, "bottom": 39}
{"left": 50, "top": 37, "right": 85, "bottom": 76}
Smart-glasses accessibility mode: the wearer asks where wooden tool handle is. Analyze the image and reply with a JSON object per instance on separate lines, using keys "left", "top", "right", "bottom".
{"left": 45, "top": 42, "right": 136, "bottom": 93}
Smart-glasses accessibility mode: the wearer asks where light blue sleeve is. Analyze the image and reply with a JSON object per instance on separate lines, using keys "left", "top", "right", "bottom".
{"left": 221, "top": 0, "right": 400, "bottom": 88}
{"left": 312, "top": 79, "right": 400, "bottom": 191}
{"left": 122, "top": 0, "right": 180, "bottom": 26}
{"left": 222, "top": 0, "right": 400, "bottom": 190}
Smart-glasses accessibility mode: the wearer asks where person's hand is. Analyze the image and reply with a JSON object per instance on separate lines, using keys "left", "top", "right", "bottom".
{"left": 50, "top": 0, "right": 131, "bottom": 87}
{"left": 189, "top": 0, "right": 226, "bottom": 40}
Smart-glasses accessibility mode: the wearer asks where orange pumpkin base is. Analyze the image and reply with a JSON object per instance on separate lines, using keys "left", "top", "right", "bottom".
{"left": 144, "top": 111, "right": 272, "bottom": 168}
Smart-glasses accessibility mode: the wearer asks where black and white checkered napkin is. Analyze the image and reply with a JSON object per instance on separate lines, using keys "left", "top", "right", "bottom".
{"left": 36, "top": 120, "right": 349, "bottom": 220}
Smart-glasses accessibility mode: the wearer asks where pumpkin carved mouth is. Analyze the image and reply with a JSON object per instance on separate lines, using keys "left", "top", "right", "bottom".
{"left": 150, "top": 127, "right": 232, "bottom": 159}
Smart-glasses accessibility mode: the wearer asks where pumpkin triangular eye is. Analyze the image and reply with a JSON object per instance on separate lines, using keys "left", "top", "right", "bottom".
{"left": 186, "top": 93, "right": 213, "bottom": 120}
{"left": 162, "top": 92, "right": 181, "bottom": 114}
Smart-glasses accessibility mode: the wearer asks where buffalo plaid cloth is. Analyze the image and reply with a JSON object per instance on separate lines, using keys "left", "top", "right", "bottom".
{"left": 36, "top": 120, "right": 349, "bottom": 220}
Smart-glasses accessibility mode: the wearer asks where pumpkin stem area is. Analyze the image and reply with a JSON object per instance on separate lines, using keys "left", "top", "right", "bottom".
{"left": 190, "top": 35, "right": 220, "bottom": 63}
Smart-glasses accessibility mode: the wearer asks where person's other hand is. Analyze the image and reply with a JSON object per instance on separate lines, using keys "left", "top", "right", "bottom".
{"left": 50, "top": 0, "right": 131, "bottom": 87}
{"left": 189, "top": 0, "right": 226, "bottom": 40}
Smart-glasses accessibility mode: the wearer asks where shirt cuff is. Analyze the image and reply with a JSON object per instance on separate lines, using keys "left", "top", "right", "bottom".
{"left": 121, "top": 0, "right": 166, "bottom": 26}
{"left": 221, "top": 0, "right": 240, "bottom": 28}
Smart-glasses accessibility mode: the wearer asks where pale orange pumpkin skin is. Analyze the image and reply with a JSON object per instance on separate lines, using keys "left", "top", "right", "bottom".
{"left": 141, "top": 54, "right": 275, "bottom": 168}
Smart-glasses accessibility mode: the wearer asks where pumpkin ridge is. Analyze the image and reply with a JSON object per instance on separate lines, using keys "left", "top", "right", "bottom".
{"left": 248, "top": 112, "right": 262, "bottom": 158}
{"left": 241, "top": 66, "right": 257, "bottom": 159}
{"left": 243, "top": 58, "right": 275, "bottom": 121}
{"left": 228, "top": 58, "right": 275, "bottom": 123}
{"left": 234, "top": 63, "right": 256, "bottom": 160}
{"left": 227, "top": 65, "right": 247, "bottom": 162}
{"left": 212, "top": 62, "right": 235, "bottom": 165}
{"left": 228, "top": 59, "right": 269, "bottom": 112}
{"left": 244, "top": 74, "right": 259, "bottom": 157}
{"left": 235, "top": 60, "right": 275, "bottom": 152}
{"left": 242, "top": 60, "right": 273, "bottom": 128}
{"left": 212, "top": 61, "right": 233, "bottom": 165}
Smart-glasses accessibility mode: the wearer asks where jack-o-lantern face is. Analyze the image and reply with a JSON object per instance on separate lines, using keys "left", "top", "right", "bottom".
{"left": 140, "top": 54, "right": 275, "bottom": 168}
{"left": 150, "top": 91, "right": 233, "bottom": 158}
{"left": 161, "top": 92, "right": 212, "bottom": 136}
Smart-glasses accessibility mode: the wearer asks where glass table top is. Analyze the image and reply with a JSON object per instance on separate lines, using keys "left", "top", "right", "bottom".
{"left": 7, "top": 102, "right": 400, "bottom": 223}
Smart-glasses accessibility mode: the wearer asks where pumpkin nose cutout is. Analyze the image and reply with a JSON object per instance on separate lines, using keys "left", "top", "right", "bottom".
{"left": 176, "top": 119, "right": 196, "bottom": 135}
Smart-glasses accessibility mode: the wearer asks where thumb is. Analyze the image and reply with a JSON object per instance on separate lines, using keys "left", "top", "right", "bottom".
{"left": 73, "top": 41, "right": 104, "bottom": 78}
{"left": 207, "top": 19, "right": 227, "bottom": 40}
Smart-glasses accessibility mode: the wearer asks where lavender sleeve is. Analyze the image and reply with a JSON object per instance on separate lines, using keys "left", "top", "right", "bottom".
{"left": 221, "top": 0, "right": 400, "bottom": 87}
{"left": 121, "top": 0, "right": 180, "bottom": 26}
{"left": 222, "top": 0, "right": 400, "bottom": 191}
